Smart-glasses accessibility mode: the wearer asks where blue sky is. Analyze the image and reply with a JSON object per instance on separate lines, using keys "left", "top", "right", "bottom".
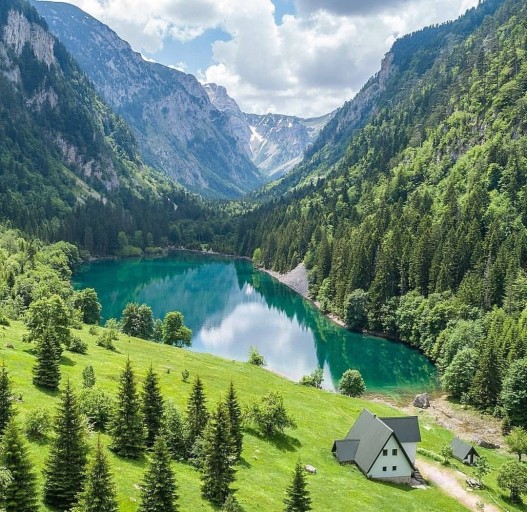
{"left": 47, "top": 0, "right": 479, "bottom": 117}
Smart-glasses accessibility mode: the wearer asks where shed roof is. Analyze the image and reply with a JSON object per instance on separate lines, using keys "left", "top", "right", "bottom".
{"left": 450, "top": 438, "right": 479, "bottom": 460}
{"left": 332, "top": 439, "right": 359, "bottom": 463}
{"left": 380, "top": 416, "right": 421, "bottom": 443}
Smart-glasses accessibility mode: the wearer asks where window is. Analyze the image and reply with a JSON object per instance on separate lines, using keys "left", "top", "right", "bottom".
{"left": 382, "top": 449, "right": 388, "bottom": 456}
{"left": 382, "top": 466, "right": 387, "bottom": 472}
{"left": 392, "top": 449, "right": 398, "bottom": 456}
{"left": 392, "top": 466, "right": 397, "bottom": 471}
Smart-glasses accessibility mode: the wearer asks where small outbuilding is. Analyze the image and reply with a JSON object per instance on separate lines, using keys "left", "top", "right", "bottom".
{"left": 450, "top": 438, "right": 479, "bottom": 465}
{"left": 332, "top": 409, "right": 421, "bottom": 484}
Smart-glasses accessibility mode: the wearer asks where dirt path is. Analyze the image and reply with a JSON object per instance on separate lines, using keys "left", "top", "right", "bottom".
{"left": 417, "top": 458, "right": 501, "bottom": 512}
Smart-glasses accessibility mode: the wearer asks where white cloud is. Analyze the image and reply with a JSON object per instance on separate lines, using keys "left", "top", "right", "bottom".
{"left": 45, "top": 0, "right": 479, "bottom": 117}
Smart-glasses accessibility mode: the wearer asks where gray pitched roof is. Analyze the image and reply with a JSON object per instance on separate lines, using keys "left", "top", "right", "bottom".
{"left": 380, "top": 416, "right": 421, "bottom": 443}
{"left": 345, "top": 409, "right": 393, "bottom": 473}
{"left": 332, "top": 409, "right": 418, "bottom": 474}
{"left": 332, "top": 439, "right": 359, "bottom": 463}
{"left": 450, "top": 438, "right": 479, "bottom": 460}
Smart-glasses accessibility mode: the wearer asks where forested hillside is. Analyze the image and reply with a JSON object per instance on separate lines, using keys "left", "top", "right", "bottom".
{"left": 0, "top": 0, "right": 215, "bottom": 255}
{"left": 238, "top": 0, "right": 527, "bottom": 417}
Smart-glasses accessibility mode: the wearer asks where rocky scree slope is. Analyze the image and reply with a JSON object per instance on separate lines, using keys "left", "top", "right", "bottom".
{"left": 204, "top": 82, "right": 334, "bottom": 178}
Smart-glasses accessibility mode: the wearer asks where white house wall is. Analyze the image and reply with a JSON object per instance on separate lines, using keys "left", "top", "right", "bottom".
{"left": 401, "top": 442, "right": 417, "bottom": 464}
{"left": 368, "top": 435, "right": 413, "bottom": 479}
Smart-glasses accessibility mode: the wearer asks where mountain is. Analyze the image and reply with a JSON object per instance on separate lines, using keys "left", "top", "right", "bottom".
{"left": 237, "top": 0, "right": 527, "bottom": 410}
{"left": 34, "top": 1, "right": 263, "bottom": 199}
{"left": 0, "top": 0, "right": 210, "bottom": 255}
{"left": 204, "top": 83, "right": 334, "bottom": 178}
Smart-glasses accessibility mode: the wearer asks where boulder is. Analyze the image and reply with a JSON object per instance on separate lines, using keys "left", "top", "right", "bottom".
{"left": 413, "top": 393, "right": 430, "bottom": 409}
{"left": 305, "top": 465, "right": 317, "bottom": 475}
{"left": 473, "top": 437, "right": 499, "bottom": 449}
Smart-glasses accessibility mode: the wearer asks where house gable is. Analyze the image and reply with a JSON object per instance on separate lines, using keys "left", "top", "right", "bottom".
{"left": 368, "top": 434, "right": 414, "bottom": 479}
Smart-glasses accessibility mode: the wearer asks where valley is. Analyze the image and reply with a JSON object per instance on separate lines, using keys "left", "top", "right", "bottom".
{"left": 1, "top": 0, "right": 527, "bottom": 510}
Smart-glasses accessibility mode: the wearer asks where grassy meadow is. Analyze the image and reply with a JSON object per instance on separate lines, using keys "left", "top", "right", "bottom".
{"left": 0, "top": 319, "right": 522, "bottom": 511}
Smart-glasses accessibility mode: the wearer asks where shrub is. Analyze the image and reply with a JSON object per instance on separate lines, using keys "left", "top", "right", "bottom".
{"left": 440, "top": 445, "right": 454, "bottom": 465}
{"left": 247, "top": 392, "right": 296, "bottom": 437}
{"left": 25, "top": 408, "right": 52, "bottom": 442}
{"left": 299, "top": 368, "right": 323, "bottom": 389}
{"left": 97, "top": 330, "right": 118, "bottom": 351}
{"left": 88, "top": 326, "right": 98, "bottom": 336}
{"left": 181, "top": 369, "right": 190, "bottom": 383}
{"left": 79, "top": 388, "right": 115, "bottom": 431}
{"left": 69, "top": 336, "right": 88, "bottom": 354}
{"left": 248, "top": 346, "right": 266, "bottom": 367}
{"left": 338, "top": 369, "right": 366, "bottom": 397}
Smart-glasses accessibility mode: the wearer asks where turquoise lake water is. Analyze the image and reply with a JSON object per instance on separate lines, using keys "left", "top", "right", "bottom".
{"left": 73, "top": 252, "right": 438, "bottom": 393}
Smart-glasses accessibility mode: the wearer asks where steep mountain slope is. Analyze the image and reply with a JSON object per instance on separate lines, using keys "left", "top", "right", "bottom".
{"left": 238, "top": 0, "right": 527, "bottom": 410}
{"left": 34, "top": 1, "right": 263, "bottom": 199}
{"left": 204, "top": 83, "right": 334, "bottom": 178}
{"left": 258, "top": 0, "right": 505, "bottom": 198}
{"left": 0, "top": 0, "right": 208, "bottom": 254}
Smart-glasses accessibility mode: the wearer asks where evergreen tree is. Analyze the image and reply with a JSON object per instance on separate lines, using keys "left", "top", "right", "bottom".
{"left": 110, "top": 359, "right": 144, "bottom": 458}
{"left": 0, "top": 366, "right": 14, "bottom": 436}
{"left": 43, "top": 381, "right": 88, "bottom": 511}
{"left": 163, "top": 402, "right": 187, "bottom": 460}
{"left": 142, "top": 366, "right": 164, "bottom": 448}
{"left": 32, "top": 333, "right": 61, "bottom": 390}
{"left": 186, "top": 376, "right": 209, "bottom": 452}
{"left": 500, "top": 359, "right": 527, "bottom": 428}
{"left": 201, "top": 402, "right": 236, "bottom": 506}
{"left": 82, "top": 365, "right": 96, "bottom": 389}
{"left": 469, "top": 340, "right": 502, "bottom": 411}
{"left": 138, "top": 436, "right": 178, "bottom": 512}
{"left": 74, "top": 437, "right": 118, "bottom": 512}
{"left": 0, "top": 420, "right": 38, "bottom": 512}
{"left": 283, "top": 461, "right": 312, "bottom": 512}
{"left": 225, "top": 382, "right": 243, "bottom": 462}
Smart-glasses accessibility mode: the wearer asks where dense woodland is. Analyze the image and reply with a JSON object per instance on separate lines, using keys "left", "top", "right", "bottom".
{"left": 0, "top": 0, "right": 223, "bottom": 256}
{"left": 235, "top": 0, "right": 527, "bottom": 417}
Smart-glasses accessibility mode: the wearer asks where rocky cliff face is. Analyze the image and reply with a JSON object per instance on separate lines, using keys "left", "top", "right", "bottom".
{"left": 204, "top": 83, "right": 334, "bottom": 178}
{"left": 35, "top": 1, "right": 263, "bottom": 198}
{"left": 0, "top": 4, "right": 120, "bottom": 191}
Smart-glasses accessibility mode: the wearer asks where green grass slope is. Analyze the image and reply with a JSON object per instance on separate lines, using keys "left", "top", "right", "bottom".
{"left": 0, "top": 319, "right": 519, "bottom": 511}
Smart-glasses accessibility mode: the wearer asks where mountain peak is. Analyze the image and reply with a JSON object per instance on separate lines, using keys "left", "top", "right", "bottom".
{"left": 35, "top": 0, "right": 263, "bottom": 198}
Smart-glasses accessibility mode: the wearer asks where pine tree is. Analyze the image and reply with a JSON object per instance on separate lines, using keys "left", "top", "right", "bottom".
{"left": 283, "top": 461, "right": 312, "bottom": 512}
{"left": 163, "top": 402, "right": 188, "bottom": 460}
{"left": 75, "top": 437, "right": 118, "bottom": 512}
{"left": 225, "top": 382, "right": 243, "bottom": 462}
{"left": 138, "top": 436, "right": 178, "bottom": 512}
{"left": 0, "top": 420, "right": 38, "bottom": 512}
{"left": 142, "top": 366, "right": 164, "bottom": 448}
{"left": 32, "top": 333, "right": 61, "bottom": 390}
{"left": 186, "top": 376, "right": 209, "bottom": 452}
{"left": 110, "top": 359, "right": 144, "bottom": 458}
{"left": 82, "top": 365, "right": 96, "bottom": 389}
{"left": 201, "top": 402, "right": 236, "bottom": 506}
{"left": 43, "top": 381, "right": 88, "bottom": 511}
{"left": 0, "top": 365, "right": 14, "bottom": 436}
{"left": 469, "top": 339, "right": 502, "bottom": 411}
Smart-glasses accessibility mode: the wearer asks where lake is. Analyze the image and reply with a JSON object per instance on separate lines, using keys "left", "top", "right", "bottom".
{"left": 73, "top": 252, "right": 438, "bottom": 394}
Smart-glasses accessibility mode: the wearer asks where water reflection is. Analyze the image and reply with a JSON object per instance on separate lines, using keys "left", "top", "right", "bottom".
{"left": 74, "top": 252, "right": 437, "bottom": 393}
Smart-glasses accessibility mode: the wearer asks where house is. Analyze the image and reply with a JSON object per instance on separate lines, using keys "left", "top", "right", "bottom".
{"left": 451, "top": 438, "right": 479, "bottom": 465}
{"left": 332, "top": 409, "right": 421, "bottom": 484}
